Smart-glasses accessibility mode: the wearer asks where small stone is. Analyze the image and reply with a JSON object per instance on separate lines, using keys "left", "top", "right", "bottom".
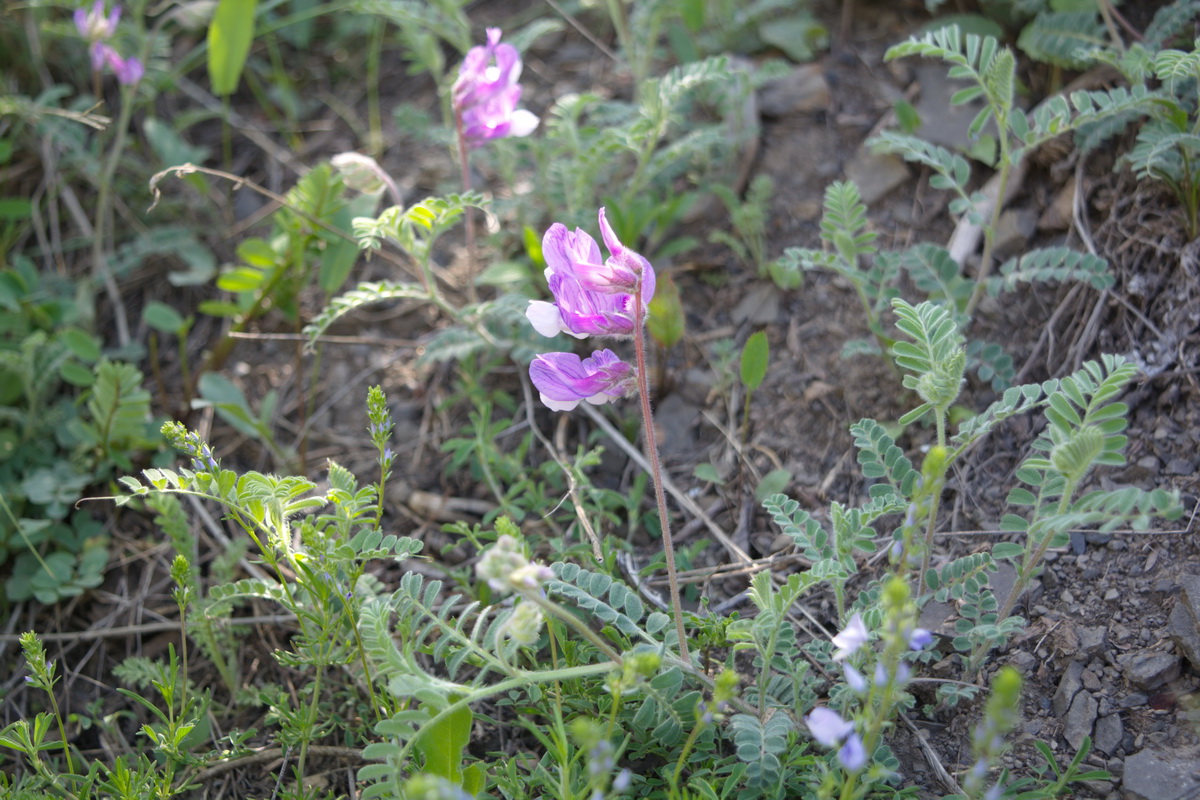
{"left": 1105, "top": 588, "right": 1120, "bottom": 601}
{"left": 1119, "top": 693, "right": 1148, "bottom": 708}
{"left": 1168, "top": 600, "right": 1200, "bottom": 670}
{"left": 730, "top": 283, "right": 780, "bottom": 325}
{"left": 988, "top": 561, "right": 1020, "bottom": 615}
{"left": 1063, "top": 691, "right": 1098, "bottom": 751}
{"left": 758, "top": 63, "right": 831, "bottom": 117}
{"left": 1009, "top": 650, "right": 1038, "bottom": 674}
{"left": 912, "top": 62, "right": 988, "bottom": 150}
{"left": 1119, "top": 651, "right": 1182, "bottom": 691}
{"left": 1122, "top": 747, "right": 1200, "bottom": 800}
{"left": 844, "top": 147, "right": 910, "bottom": 205}
{"left": 1082, "top": 669, "right": 1102, "bottom": 692}
{"left": 1167, "top": 457, "right": 1195, "bottom": 475}
{"left": 1054, "top": 661, "right": 1085, "bottom": 718}
{"left": 993, "top": 208, "right": 1038, "bottom": 259}
{"left": 1078, "top": 626, "right": 1108, "bottom": 658}
{"left": 1062, "top": 589, "right": 1076, "bottom": 605}
{"left": 1037, "top": 175, "right": 1076, "bottom": 232}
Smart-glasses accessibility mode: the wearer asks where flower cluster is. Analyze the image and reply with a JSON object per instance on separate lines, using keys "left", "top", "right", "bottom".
{"left": 526, "top": 209, "right": 654, "bottom": 410}
{"left": 805, "top": 706, "right": 866, "bottom": 771}
{"left": 806, "top": 607, "right": 935, "bottom": 773}
{"left": 162, "top": 421, "right": 220, "bottom": 473}
{"left": 74, "top": 1, "right": 142, "bottom": 85}
{"left": 453, "top": 28, "right": 538, "bottom": 145}
{"left": 475, "top": 535, "right": 554, "bottom": 595}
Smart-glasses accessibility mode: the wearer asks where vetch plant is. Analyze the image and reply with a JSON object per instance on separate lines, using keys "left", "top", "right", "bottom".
{"left": 75, "top": 1, "right": 143, "bottom": 88}
{"left": 453, "top": 27, "right": 539, "bottom": 298}
{"left": 526, "top": 207, "right": 690, "bottom": 663}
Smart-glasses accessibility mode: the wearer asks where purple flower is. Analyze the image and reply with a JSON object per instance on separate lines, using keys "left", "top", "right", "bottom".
{"left": 805, "top": 707, "right": 856, "bottom": 748}
{"left": 909, "top": 627, "right": 934, "bottom": 651}
{"left": 597, "top": 208, "right": 654, "bottom": 294}
{"left": 844, "top": 663, "right": 867, "bottom": 693}
{"left": 453, "top": 28, "right": 538, "bottom": 144}
{"left": 838, "top": 733, "right": 867, "bottom": 771}
{"left": 529, "top": 349, "right": 634, "bottom": 411}
{"left": 613, "top": 769, "right": 632, "bottom": 791}
{"left": 74, "top": 2, "right": 142, "bottom": 85}
{"left": 831, "top": 613, "right": 869, "bottom": 661}
{"left": 75, "top": 1, "right": 121, "bottom": 43}
{"left": 525, "top": 209, "right": 655, "bottom": 339}
{"left": 807, "top": 707, "right": 868, "bottom": 772}
{"left": 98, "top": 44, "right": 143, "bottom": 85}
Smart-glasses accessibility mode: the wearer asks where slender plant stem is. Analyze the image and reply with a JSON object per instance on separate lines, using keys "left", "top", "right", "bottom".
{"left": 454, "top": 114, "right": 478, "bottom": 305}
{"left": 92, "top": 81, "right": 136, "bottom": 347}
{"left": 366, "top": 22, "right": 385, "bottom": 155}
{"left": 297, "top": 661, "right": 325, "bottom": 781}
{"left": 965, "top": 115, "right": 1012, "bottom": 316}
{"left": 633, "top": 290, "right": 691, "bottom": 664}
{"left": 529, "top": 593, "right": 624, "bottom": 665}
{"left": 916, "top": 490, "right": 942, "bottom": 595}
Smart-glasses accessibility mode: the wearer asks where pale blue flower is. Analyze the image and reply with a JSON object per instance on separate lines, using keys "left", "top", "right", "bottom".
{"left": 832, "top": 613, "right": 869, "bottom": 661}
{"left": 838, "top": 733, "right": 867, "bottom": 771}
{"left": 805, "top": 706, "right": 855, "bottom": 748}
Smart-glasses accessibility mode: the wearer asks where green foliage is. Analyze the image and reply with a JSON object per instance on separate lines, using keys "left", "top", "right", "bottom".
{"left": 891, "top": 299, "right": 966, "bottom": 429}
{"left": 668, "top": 0, "right": 827, "bottom": 63}
{"left": 710, "top": 175, "right": 780, "bottom": 283}
{"left": 207, "top": 0, "right": 259, "bottom": 96}
{"left": 778, "top": 180, "right": 891, "bottom": 352}
{"left": 517, "top": 55, "right": 752, "bottom": 258}
{"left": 350, "top": 0, "right": 471, "bottom": 80}
{"left": 1017, "top": 11, "right": 1107, "bottom": 69}
{"left": 647, "top": 271, "right": 686, "bottom": 348}
{"left": 987, "top": 246, "right": 1113, "bottom": 296}
{"left": 0, "top": 262, "right": 156, "bottom": 602}
{"left": 739, "top": 331, "right": 769, "bottom": 392}
{"left": 728, "top": 712, "right": 794, "bottom": 791}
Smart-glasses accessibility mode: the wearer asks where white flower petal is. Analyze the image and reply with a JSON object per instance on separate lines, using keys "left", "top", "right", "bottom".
{"left": 509, "top": 109, "right": 540, "bottom": 138}
{"left": 540, "top": 394, "right": 579, "bottom": 411}
{"left": 526, "top": 301, "right": 563, "bottom": 337}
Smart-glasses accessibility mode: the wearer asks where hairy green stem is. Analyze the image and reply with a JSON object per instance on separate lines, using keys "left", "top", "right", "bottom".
{"left": 91, "top": 83, "right": 137, "bottom": 348}
{"left": 528, "top": 592, "right": 624, "bottom": 665}
{"left": 993, "top": 481, "right": 1076, "bottom": 628}
{"left": 366, "top": 22, "right": 385, "bottom": 155}
{"left": 965, "top": 113, "right": 1013, "bottom": 316}
{"left": 633, "top": 290, "right": 691, "bottom": 664}
{"left": 454, "top": 111, "right": 478, "bottom": 305}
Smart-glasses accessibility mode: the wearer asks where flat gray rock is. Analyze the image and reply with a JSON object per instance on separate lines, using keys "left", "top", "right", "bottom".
{"left": 1053, "top": 660, "right": 1085, "bottom": 718}
{"left": 1063, "top": 690, "right": 1098, "bottom": 752}
{"left": 758, "top": 63, "right": 831, "bottom": 118}
{"left": 845, "top": 147, "right": 910, "bottom": 206}
{"left": 1122, "top": 747, "right": 1200, "bottom": 800}
{"left": 730, "top": 283, "right": 781, "bottom": 326}
{"left": 1172, "top": 574, "right": 1200, "bottom": 670}
{"left": 1094, "top": 713, "right": 1123, "bottom": 755}
{"left": 1118, "top": 650, "right": 1181, "bottom": 690}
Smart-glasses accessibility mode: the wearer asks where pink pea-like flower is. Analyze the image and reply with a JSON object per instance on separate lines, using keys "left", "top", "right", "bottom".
{"left": 74, "top": 1, "right": 121, "bottom": 42}
{"left": 98, "top": 44, "right": 143, "bottom": 86}
{"left": 525, "top": 208, "right": 655, "bottom": 340}
{"left": 529, "top": 349, "right": 634, "bottom": 411}
{"left": 453, "top": 28, "right": 538, "bottom": 144}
